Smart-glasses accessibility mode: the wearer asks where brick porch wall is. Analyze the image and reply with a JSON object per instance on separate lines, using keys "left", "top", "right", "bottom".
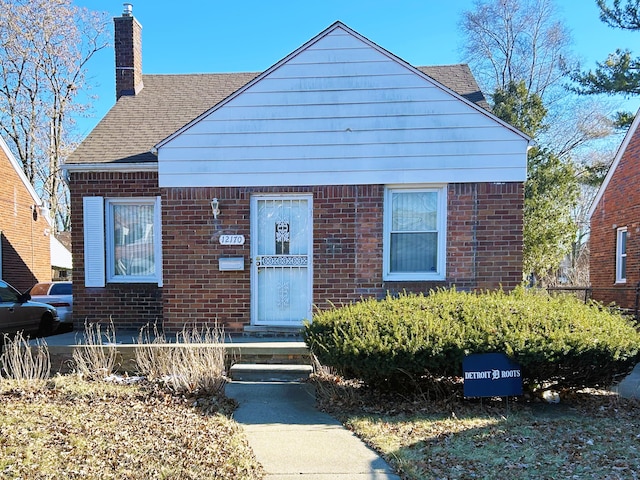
{"left": 590, "top": 124, "right": 640, "bottom": 310}
{"left": 70, "top": 173, "right": 523, "bottom": 333}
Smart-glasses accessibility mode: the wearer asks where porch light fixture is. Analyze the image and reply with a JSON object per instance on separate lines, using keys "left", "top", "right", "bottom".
{"left": 211, "top": 198, "right": 220, "bottom": 219}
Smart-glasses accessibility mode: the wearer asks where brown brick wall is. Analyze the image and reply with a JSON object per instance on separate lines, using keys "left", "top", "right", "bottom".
{"left": 161, "top": 186, "right": 251, "bottom": 333}
{"left": 383, "top": 182, "right": 524, "bottom": 294}
{"left": 70, "top": 173, "right": 523, "bottom": 333}
{"left": 163, "top": 183, "right": 523, "bottom": 330}
{"left": 69, "top": 171, "right": 163, "bottom": 330}
{"left": 0, "top": 146, "right": 51, "bottom": 291}
{"left": 473, "top": 182, "right": 524, "bottom": 289}
{"left": 590, "top": 124, "right": 640, "bottom": 310}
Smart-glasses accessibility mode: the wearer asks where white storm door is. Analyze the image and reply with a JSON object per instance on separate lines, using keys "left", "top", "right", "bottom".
{"left": 251, "top": 195, "right": 313, "bottom": 326}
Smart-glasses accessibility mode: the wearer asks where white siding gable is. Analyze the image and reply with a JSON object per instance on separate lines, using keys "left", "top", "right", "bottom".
{"left": 157, "top": 23, "right": 529, "bottom": 188}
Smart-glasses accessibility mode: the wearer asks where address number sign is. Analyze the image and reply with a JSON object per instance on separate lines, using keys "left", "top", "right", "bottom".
{"left": 219, "top": 235, "right": 245, "bottom": 245}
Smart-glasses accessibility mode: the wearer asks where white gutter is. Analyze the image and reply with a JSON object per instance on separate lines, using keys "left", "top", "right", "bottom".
{"left": 62, "top": 162, "right": 159, "bottom": 173}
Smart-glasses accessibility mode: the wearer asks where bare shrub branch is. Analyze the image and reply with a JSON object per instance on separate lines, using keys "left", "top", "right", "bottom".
{"left": 72, "top": 320, "right": 117, "bottom": 379}
{"left": 135, "top": 323, "right": 227, "bottom": 395}
{"left": 0, "top": 332, "right": 50, "bottom": 387}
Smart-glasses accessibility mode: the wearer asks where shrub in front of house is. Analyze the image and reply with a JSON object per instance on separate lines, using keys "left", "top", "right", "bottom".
{"left": 303, "top": 288, "right": 640, "bottom": 391}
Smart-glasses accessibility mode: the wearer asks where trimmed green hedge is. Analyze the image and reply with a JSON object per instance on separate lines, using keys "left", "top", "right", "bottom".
{"left": 303, "top": 288, "right": 640, "bottom": 391}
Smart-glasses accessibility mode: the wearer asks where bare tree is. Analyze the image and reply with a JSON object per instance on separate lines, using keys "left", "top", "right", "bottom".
{"left": 460, "top": 0, "right": 616, "bottom": 150}
{"left": 460, "top": 0, "right": 572, "bottom": 98}
{"left": 459, "top": 0, "right": 621, "bottom": 286}
{"left": 0, "top": 0, "right": 109, "bottom": 232}
{"left": 543, "top": 97, "right": 617, "bottom": 160}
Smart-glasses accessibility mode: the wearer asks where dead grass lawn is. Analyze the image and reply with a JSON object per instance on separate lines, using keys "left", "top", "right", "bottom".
{"left": 313, "top": 376, "right": 640, "bottom": 480}
{"left": 0, "top": 376, "right": 264, "bottom": 479}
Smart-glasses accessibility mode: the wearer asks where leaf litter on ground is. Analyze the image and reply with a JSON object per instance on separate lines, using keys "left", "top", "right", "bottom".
{"left": 309, "top": 372, "right": 640, "bottom": 480}
{"left": 0, "top": 375, "right": 264, "bottom": 480}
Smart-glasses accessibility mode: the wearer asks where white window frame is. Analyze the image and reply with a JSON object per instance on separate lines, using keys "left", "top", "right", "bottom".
{"left": 616, "top": 227, "right": 627, "bottom": 284}
{"left": 105, "top": 197, "right": 162, "bottom": 285}
{"left": 383, "top": 185, "right": 447, "bottom": 281}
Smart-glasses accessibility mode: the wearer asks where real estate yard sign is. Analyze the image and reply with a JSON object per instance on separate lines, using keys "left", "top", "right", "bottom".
{"left": 463, "top": 353, "right": 522, "bottom": 397}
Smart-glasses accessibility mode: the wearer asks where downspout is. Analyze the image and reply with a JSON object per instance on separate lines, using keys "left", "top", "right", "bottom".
{"left": 472, "top": 184, "right": 478, "bottom": 287}
{"left": 31, "top": 205, "right": 36, "bottom": 274}
{"left": 635, "top": 281, "right": 640, "bottom": 321}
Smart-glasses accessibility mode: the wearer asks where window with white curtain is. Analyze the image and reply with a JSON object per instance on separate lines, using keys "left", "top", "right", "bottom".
{"left": 383, "top": 186, "right": 446, "bottom": 281}
{"left": 616, "top": 227, "right": 627, "bottom": 283}
{"left": 105, "top": 198, "right": 161, "bottom": 283}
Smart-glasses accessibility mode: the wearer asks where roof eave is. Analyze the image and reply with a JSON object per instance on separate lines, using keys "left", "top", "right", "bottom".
{"left": 62, "top": 161, "right": 159, "bottom": 173}
{"left": 0, "top": 135, "right": 44, "bottom": 206}
{"left": 587, "top": 107, "right": 640, "bottom": 221}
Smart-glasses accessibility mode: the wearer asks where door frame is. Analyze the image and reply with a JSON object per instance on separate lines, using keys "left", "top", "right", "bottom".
{"left": 250, "top": 193, "right": 314, "bottom": 326}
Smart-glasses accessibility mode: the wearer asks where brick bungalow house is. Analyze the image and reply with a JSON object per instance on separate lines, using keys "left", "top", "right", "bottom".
{"left": 64, "top": 8, "right": 531, "bottom": 334}
{"left": 0, "top": 135, "right": 54, "bottom": 292}
{"left": 589, "top": 108, "right": 640, "bottom": 312}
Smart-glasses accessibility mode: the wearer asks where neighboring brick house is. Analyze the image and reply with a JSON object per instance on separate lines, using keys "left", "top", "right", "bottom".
{"left": 64, "top": 9, "right": 530, "bottom": 334}
{"left": 589, "top": 109, "right": 640, "bottom": 312}
{"left": 0, "top": 135, "right": 52, "bottom": 292}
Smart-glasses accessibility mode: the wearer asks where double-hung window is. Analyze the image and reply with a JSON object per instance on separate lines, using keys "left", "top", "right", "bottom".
{"left": 83, "top": 196, "right": 162, "bottom": 287}
{"left": 383, "top": 186, "right": 446, "bottom": 281}
{"left": 106, "top": 199, "right": 159, "bottom": 281}
{"left": 616, "top": 227, "right": 627, "bottom": 283}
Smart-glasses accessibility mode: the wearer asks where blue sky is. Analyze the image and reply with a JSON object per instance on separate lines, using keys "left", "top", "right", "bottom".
{"left": 73, "top": 0, "right": 640, "bottom": 137}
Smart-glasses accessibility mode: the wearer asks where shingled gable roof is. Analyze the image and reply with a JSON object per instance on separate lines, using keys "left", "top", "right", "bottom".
{"left": 67, "top": 21, "right": 498, "bottom": 167}
{"left": 67, "top": 72, "right": 259, "bottom": 165}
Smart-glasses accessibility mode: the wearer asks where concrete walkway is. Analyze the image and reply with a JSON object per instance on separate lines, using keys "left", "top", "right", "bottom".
{"left": 225, "top": 381, "right": 401, "bottom": 480}
{"left": 612, "top": 363, "right": 640, "bottom": 399}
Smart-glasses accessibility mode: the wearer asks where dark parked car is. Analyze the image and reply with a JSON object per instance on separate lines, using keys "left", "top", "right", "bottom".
{"left": 29, "top": 281, "right": 73, "bottom": 327}
{"left": 0, "top": 280, "right": 60, "bottom": 337}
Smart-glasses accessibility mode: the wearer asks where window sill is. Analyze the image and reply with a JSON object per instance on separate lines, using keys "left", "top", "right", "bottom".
{"left": 384, "top": 274, "right": 445, "bottom": 282}
{"left": 107, "top": 277, "right": 162, "bottom": 286}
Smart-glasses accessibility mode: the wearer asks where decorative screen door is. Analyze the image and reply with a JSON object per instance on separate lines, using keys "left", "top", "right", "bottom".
{"left": 251, "top": 195, "right": 313, "bottom": 326}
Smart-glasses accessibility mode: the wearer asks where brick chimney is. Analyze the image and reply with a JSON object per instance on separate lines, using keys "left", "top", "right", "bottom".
{"left": 114, "top": 3, "right": 143, "bottom": 100}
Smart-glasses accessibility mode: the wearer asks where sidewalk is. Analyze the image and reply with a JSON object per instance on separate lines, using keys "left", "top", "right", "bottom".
{"left": 612, "top": 362, "right": 640, "bottom": 399}
{"left": 225, "top": 381, "right": 401, "bottom": 480}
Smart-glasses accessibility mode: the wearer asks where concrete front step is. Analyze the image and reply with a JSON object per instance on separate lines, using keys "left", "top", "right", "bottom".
{"left": 242, "top": 326, "right": 303, "bottom": 336}
{"left": 225, "top": 341, "right": 310, "bottom": 364}
{"left": 229, "top": 363, "right": 314, "bottom": 382}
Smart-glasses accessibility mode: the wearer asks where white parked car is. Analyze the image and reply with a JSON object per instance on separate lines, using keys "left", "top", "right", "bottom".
{"left": 29, "top": 281, "right": 73, "bottom": 329}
